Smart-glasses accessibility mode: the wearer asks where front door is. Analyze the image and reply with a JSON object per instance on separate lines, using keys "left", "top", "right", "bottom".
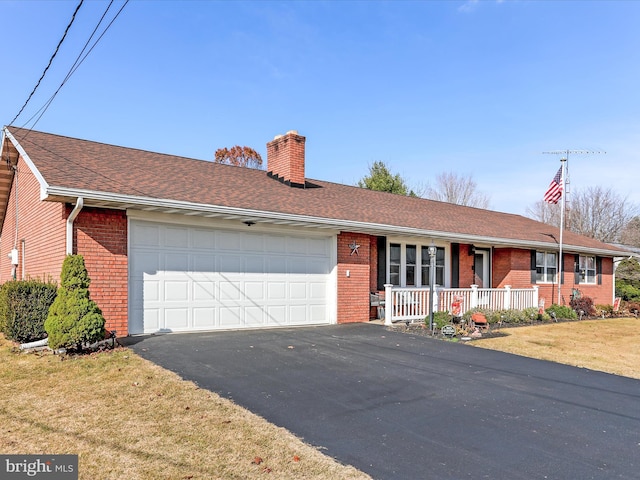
{"left": 474, "top": 251, "right": 490, "bottom": 287}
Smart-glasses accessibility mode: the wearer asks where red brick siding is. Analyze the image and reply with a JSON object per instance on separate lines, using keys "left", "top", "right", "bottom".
{"left": 493, "top": 248, "right": 614, "bottom": 306}
{"left": 337, "top": 232, "right": 371, "bottom": 323}
{"left": 493, "top": 248, "right": 531, "bottom": 288}
{"left": 266, "top": 132, "right": 306, "bottom": 185}
{"left": 0, "top": 157, "right": 66, "bottom": 283}
{"left": 457, "top": 244, "right": 475, "bottom": 287}
{"left": 74, "top": 208, "right": 128, "bottom": 336}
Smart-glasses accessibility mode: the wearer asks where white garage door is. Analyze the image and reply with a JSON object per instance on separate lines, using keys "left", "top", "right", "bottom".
{"left": 129, "top": 220, "right": 335, "bottom": 334}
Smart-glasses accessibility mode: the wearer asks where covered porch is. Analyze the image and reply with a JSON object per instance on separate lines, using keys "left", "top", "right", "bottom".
{"left": 379, "top": 284, "right": 539, "bottom": 326}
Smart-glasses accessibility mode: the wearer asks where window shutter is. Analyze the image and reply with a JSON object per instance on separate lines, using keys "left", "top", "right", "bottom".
{"left": 376, "top": 236, "right": 386, "bottom": 291}
{"left": 574, "top": 254, "right": 580, "bottom": 284}
{"left": 530, "top": 250, "right": 537, "bottom": 284}
{"left": 596, "top": 256, "right": 603, "bottom": 285}
{"left": 451, "top": 243, "right": 460, "bottom": 288}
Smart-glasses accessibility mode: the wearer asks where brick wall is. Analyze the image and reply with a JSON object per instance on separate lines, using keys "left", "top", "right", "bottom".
{"left": 74, "top": 208, "right": 128, "bottom": 336}
{"left": 337, "top": 232, "right": 371, "bottom": 323}
{"left": 0, "top": 157, "right": 66, "bottom": 283}
{"left": 493, "top": 248, "right": 531, "bottom": 288}
{"left": 458, "top": 243, "right": 475, "bottom": 287}
{"left": 493, "top": 248, "right": 614, "bottom": 306}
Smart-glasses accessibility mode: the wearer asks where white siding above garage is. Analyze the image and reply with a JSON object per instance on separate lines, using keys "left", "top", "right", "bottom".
{"left": 128, "top": 215, "right": 336, "bottom": 334}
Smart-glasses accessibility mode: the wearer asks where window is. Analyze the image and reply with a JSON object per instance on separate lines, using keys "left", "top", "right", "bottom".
{"left": 389, "top": 242, "right": 445, "bottom": 287}
{"left": 579, "top": 255, "right": 596, "bottom": 284}
{"left": 536, "top": 251, "right": 557, "bottom": 283}
{"left": 390, "top": 243, "right": 401, "bottom": 286}
{"left": 421, "top": 246, "right": 444, "bottom": 286}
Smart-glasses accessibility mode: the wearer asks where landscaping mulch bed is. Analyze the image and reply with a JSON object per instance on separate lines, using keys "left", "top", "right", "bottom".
{"left": 386, "top": 316, "right": 616, "bottom": 342}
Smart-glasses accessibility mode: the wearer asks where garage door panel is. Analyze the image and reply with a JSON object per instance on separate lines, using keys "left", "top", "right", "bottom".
{"left": 165, "top": 281, "right": 189, "bottom": 301}
{"left": 309, "top": 305, "right": 327, "bottom": 322}
{"left": 193, "top": 307, "right": 216, "bottom": 328}
{"left": 309, "top": 282, "right": 327, "bottom": 299}
{"left": 165, "top": 227, "right": 189, "bottom": 248}
{"left": 220, "top": 307, "right": 242, "bottom": 326}
{"left": 220, "top": 281, "right": 242, "bottom": 300}
{"left": 192, "top": 229, "right": 215, "bottom": 249}
{"left": 165, "top": 253, "right": 189, "bottom": 271}
{"left": 193, "top": 281, "right": 215, "bottom": 301}
{"left": 245, "top": 306, "right": 264, "bottom": 326}
{"left": 245, "top": 281, "right": 264, "bottom": 300}
{"left": 220, "top": 255, "right": 242, "bottom": 272}
{"left": 165, "top": 308, "right": 189, "bottom": 329}
{"left": 142, "top": 280, "right": 159, "bottom": 301}
{"left": 130, "top": 220, "right": 333, "bottom": 334}
{"left": 289, "top": 282, "right": 307, "bottom": 300}
{"left": 192, "top": 254, "right": 215, "bottom": 272}
{"left": 268, "top": 282, "right": 286, "bottom": 300}
{"left": 267, "top": 306, "right": 286, "bottom": 325}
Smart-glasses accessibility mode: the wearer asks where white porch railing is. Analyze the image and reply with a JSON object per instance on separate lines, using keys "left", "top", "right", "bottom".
{"left": 383, "top": 284, "right": 539, "bottom": 326}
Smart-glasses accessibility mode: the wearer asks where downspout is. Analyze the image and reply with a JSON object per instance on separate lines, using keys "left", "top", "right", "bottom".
{"left": 66, "top": 197, "right": 84, "bottom": 255}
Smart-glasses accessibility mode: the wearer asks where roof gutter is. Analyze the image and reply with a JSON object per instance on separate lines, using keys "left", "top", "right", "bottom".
{"left": 44, "top": 186, "right": 625, "bottom": 257}
{"left": 66, "top": 197, "right": 83, "bottom": 255}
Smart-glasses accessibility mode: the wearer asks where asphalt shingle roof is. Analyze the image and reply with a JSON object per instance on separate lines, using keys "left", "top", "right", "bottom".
{"left": 4, "top": 127, "right": 622, "bottom": 254}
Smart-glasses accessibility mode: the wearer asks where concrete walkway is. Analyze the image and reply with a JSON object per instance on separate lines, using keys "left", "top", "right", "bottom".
{"left": 125, "top": 323, "right": 640, "bottom": 479}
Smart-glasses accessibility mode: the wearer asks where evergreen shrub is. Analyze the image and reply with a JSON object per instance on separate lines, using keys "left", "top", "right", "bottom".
{"left": 0, "top": 279, "right": 57, "bottom": 343}
{"left": 45, "top": 255, "right": 106, "bottom": 351}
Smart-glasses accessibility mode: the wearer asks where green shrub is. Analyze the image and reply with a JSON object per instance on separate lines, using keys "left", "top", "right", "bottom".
{"left": 0, "top": 279, "right": 57, "bottom": 343}
{"left": 545, "top": 304, "right": 577, "bottom": 320}
{"left": 45, "top": 255, "right": 106, "bottom": 351}
{"left": 427, "top": 311, "right": 452, "bottom": 329}
{"left": 595, "top": 304, "right": 614, "bottom": 317}
{"left": 570, "top": 295, "right": 596, "bottom": 317}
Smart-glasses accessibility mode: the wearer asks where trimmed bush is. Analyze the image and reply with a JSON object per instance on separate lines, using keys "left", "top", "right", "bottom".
{"left": 45, "top": 255, "right": 106, "bottom": 351}
{"left": 427, "top": 311, "right": 452, "bottom": 329}
{"left": 545, "top": 304, "right": 577, "bottom": 320}
{"left": 0, "top": 279, "right": 57, "bottom": 343}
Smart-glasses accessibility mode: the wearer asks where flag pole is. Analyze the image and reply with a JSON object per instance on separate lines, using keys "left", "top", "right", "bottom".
{"left": 557, "top": 155, "right": 567, "bottom": 304}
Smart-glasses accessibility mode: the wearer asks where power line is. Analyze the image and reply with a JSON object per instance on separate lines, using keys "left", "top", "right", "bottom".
{"left": 9, "top": 0, "right": 84, "bottom": 126}
{"left": 17, "top": 0, "right": 130, "bottom": 139}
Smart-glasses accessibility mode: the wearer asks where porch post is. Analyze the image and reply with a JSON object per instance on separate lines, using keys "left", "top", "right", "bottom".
{"left": 470, "top": 284, "right": 478, "bottom": 309}
{"left": 384, "top": 284, "right": 393, "bottom": 326}
{"left": 532, "top": 285, "right": 539, "bottom": 310}
{"left": 504, "top": 285, "right": 511, "bottom": 310}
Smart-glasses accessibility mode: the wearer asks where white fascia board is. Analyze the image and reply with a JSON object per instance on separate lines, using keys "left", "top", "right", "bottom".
{"left": 43, "top": 185, "right": 623, "bottom": 257}
{"left": 3, "top": 127, "right": 49, "bottom": 199}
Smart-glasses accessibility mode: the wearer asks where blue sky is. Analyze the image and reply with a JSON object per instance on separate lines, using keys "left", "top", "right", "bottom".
{"left": 1, "top": 0, "right": 638, "bottom": 215}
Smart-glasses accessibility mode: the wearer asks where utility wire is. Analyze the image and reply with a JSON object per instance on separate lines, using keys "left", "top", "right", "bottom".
{"left": 18, "top": 0, "right": 130, "bottom": 137}
{"left": 9, "top": 0, "right": 84, "bottom": 126}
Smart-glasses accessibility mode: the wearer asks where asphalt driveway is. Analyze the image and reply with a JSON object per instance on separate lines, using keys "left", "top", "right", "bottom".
{"left": 125, "top": 324, "right": 639, "bottom": 479}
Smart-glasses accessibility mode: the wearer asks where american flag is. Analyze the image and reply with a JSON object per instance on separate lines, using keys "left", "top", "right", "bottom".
{"left": 543, "top": 167, "right": 563, "bottom": 204}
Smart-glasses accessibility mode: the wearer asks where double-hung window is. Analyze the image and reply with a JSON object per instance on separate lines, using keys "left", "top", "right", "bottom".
{"left": 578, "top": 255, "right": 596, "bottom": 284}
{"left": 389, "top": 242, "right": 445, "bottom": 287}
{"left": 536, "top": 251, "right": 557, "bottom": 283}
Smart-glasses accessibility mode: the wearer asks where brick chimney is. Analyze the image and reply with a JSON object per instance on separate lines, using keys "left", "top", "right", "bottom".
{"left": 266, "top": 130, "right": 306, "bottom": 188}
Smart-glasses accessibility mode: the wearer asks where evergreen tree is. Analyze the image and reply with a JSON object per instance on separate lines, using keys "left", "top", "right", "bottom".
{"left": 45, "top": 255, "right": 106, "bottom": 350}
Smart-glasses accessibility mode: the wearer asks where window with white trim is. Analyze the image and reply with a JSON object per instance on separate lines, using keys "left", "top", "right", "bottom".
{"left": 536, "top": 251, "right": 557, "bottom": 283}
{"left": 389, "top": 242, "right": 445, "bottom": 287}
{"left": 579, "top": 255, "right": 596, "bottom": 284}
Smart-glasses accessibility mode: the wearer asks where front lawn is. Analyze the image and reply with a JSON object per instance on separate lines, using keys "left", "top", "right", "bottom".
{"left": 0, "top": 335, "right": 370, "bottom": 480}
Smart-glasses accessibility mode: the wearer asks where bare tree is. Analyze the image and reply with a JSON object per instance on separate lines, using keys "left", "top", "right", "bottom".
{"left": 423, "top": 172, "right": 490, "bottom": 208}
{"left": 525, "top": 200, "right": 561, "bottom": 226}
{"left": 526, "top": 186, "right": 637, "bottom": 243}
{"left": 620, "top": 216, "right": 640, "bottom": 247}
